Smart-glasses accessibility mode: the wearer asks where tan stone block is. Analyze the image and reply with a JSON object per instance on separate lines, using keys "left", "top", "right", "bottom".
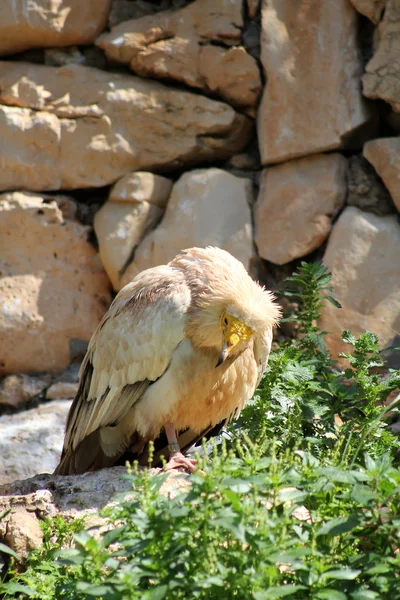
{"left": 95, "top": 201, "right": 163, "bottom": 290}
{"left": 319, "top": 207, "right": 400, "bottom": 362}
{"left": 257, "top": 0, "right": 374, "bottom": 164}
{"left": 0, "top": 62, "right": 252, "bottom": 191}
{"left": 109, "top": 172, "right": 172, "bottom": 207}
{"left": 0, "top": 0, "right": 111, "bottom": 56}
{"left": 97, "top": 0, "right": 261, "bottom": 114}
{"left": 363, "top": 0, "right": 400, "bottom": 110}
{"left": 0, "top": 192, "right": 111, "bottom": 374}
{"left": 254, "top": 154, "right": 347, "bottom": 264}
{"left": 121, "top": 169, "right": 254, "bottom": 287}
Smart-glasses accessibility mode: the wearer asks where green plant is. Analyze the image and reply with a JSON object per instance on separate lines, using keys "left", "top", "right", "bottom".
{"left": 1, "top": 262, "right": 399, "bottom": 600}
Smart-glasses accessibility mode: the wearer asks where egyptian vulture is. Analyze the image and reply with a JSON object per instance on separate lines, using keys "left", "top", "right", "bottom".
{"left": 55, "top": 247, "right": 281, "bottom": 475}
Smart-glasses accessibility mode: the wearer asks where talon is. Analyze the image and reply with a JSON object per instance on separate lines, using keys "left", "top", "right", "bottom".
{"left": 164, "top": 451, "right": 197, "bottom": 474}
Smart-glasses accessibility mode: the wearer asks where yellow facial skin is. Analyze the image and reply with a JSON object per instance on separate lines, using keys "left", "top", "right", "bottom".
{"left": 216, "top": 311, "right": 254, "bottom": 366}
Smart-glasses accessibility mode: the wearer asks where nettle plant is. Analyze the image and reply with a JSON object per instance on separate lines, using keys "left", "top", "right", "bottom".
{"left": 1, "top": 262, "right": 400, "bottom": 600}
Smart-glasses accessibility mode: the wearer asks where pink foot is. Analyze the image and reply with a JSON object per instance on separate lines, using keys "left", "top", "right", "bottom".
{"left": 164, "top": 452, "right": 197, "bottom": 474}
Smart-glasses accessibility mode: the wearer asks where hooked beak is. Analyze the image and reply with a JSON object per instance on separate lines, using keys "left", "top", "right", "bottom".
{"left": 216, "top": 340, "right": 229, "bottom": 368}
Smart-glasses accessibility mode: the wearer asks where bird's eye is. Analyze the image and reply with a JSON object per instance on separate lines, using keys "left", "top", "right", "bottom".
{"left": 223, "top": 317, "right": 228, "bottom": 326}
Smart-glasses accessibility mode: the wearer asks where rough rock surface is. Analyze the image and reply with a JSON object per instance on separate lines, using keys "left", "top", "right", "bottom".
{"left": 347, "top": 155, "right": 395, "bottom": 215}
{"left": 257, "top": 0, "right": 374, "bottom": 164}
{"left": 0, "top": 192, "right": 111, "bottom": 374}
{"left": 0, "top": 400, "right": 72, "bottom": 485}
{"left": 95, "top": 172, "right": 173, "bottom": 288}
{"left": 0, "top": 374, "right": 50, "bottom": 412}
{"left": 319, "top": 207, "right": 400, "bottom": 364}
{"left": 349, "top": 0, "right": 386, "bottom": 23}
{"left": 46, "top": 382, "right": 79, "bottom": 400}
{"left": 97, "top": 0, "right": 261, "bottom": 115}
{"left": 363, "top": 138, "right": 400, "bottom": 212}
{"left": 363, "top": 0, "right": 400, "bottom": 111}
{"left": 109, "top": 172, "right": 173, "bottom": 208}
{"left": 108, "top": 0, "right": 189, "bottom": 28}
{"left": 254, "top": 154, "right": 347, "bottom": 265}
{"left": 0, "top": 0, "right": 112, "bottom": 56}
{"left": 0, "top": 62, "right": 252, "bottom": 191}
{"left": 247, "top": 0, "right": 262, "bottom": 19}
{"left": 0, "top": 467, "right": 189, "bottom": 560}
{"left": 120, "top": 169, "right": 254, "bottom": 287}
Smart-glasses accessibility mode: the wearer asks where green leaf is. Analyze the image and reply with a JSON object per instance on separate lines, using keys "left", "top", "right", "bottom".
{"left": 278, "top": 488, "right": 308, "bottom": 503}
{"left": 316, "top": 590, "right": 347, "bottom": 600}
{"left": 322, "top": 568, "right": 361, "bottom": 581}
{"left": 268, "top": 549, "right": 310, "bottom": 564}
{"left": 223, "top": 489, "right": 242, "bottom": 511}
{"left": 75, "top": 582, "right": 112, "bottom": 596}
{"left": 148, "top": 585, "right": 168, "bottom": 600}
{"left": 351, "top": 484, "right": 378, "bottom": 506}
{"left": 325, "top": 296, "right": 342, "bottom": 308}
{"left": 102, "top": 526, "right": 125, "bottom": 547}
{"left": 351, "top": 591, "right": 379, "bottom": 599}
{"left": 74, "top": 530, "right": 92, "bottom": 547}
{"left": 254, "top": 585, "right": 306, "bottom": 599}
{"left": 317, "top": 515, "right": 362, "bottom": 537}
{"left": 0, "top": 542, "right": 19, "bottom": 560}
{"left": 342, "top": 330, "right": 357, "bottom": 346}
{"left": 0, "top": 582, "right": 35, "bottom": 596}
{"left": 318, "top": 467, "right": 360, "bottom": 484}
{"left": 56, "top": 547, "right": 85, "bottom": 565}
{"left": 364, "top": 563, "right": 392, "bottom": 575}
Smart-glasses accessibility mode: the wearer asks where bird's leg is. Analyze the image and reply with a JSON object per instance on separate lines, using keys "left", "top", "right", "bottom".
{"left": 163, "top": 422, "right": 197, "bottom": 474}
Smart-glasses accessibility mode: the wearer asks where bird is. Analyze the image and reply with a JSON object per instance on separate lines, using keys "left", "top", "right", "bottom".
{"left": 54, "top": 247, "right": 281, "bottom": 475}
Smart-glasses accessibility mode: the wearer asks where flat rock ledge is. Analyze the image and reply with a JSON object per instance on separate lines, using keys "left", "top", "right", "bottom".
{"left": 0, "top": 467, "right": 189, "bottom": 562}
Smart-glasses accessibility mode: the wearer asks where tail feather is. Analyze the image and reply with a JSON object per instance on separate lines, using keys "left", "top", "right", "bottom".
{"left": 54, "top": 429, "right": 124, "bottom": 475}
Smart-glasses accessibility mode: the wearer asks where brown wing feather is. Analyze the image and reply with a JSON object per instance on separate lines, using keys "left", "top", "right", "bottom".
{"left": 55, "top": 266, "right": 191, "bottom": 475}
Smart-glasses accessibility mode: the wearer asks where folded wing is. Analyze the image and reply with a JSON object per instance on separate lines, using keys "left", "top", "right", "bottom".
{"left": 55, "top": 266, "right": 191, "bottom": 475}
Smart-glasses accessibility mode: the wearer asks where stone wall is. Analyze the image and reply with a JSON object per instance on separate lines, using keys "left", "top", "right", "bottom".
{"left": 0, "top": 0, "right": 400, "bottom": 479}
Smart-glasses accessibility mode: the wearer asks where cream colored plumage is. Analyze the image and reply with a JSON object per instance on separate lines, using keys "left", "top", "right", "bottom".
{"left": 55, "top": 247, "right": 281, "bottom": 475}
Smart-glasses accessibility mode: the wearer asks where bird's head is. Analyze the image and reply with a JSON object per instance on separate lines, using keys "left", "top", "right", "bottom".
{"left": 216, "top": 309, "right": 255, "bottom": 367}
{"left": 171, "top": 247, "right": 282, "bottom": 365}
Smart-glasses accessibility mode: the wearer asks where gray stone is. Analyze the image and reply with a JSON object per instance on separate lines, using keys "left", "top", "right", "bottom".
{"left": 46, "top": 382, "right": 79, "bottom": 400}
{"left": 347, "top": 155, "right": 395, "bottom": 216}
{"left": 0, "top": 400, "right": 72, "bottom": 485}
{"left": 0, "top": 374, "right": 50, "bottom": 412}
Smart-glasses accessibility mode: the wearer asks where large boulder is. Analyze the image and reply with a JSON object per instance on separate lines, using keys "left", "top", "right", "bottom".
{"left": 97, "top": 0, "right": 261, "bottom": 115}
{"left": 0, "top": 192, "right": 111, "bottom": 374}
{"left": 120, "top": 169, "right": 254, "bottom": 287}
{"left": 257, "top": 0, "right": 374, "bottom": 164}
{"left": 363, "top": 138, "right": 400, "bottom": 213}
{"left": 319, "top": 207, "right": 400, "bottom": 364}
{"left": 254, "top": 154, "right": 347, "bottom": 265}
{"left": 0, "top": 0, "right": 111, "bottom": 56}
{"left": 0, "top": 62, "right": 252, "bottom": 191}
{"left": 94, "top": 172, "right": 173, "bottom": 290}
{"left": 363, "top": 0, "right": 400, "bottom": 111}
